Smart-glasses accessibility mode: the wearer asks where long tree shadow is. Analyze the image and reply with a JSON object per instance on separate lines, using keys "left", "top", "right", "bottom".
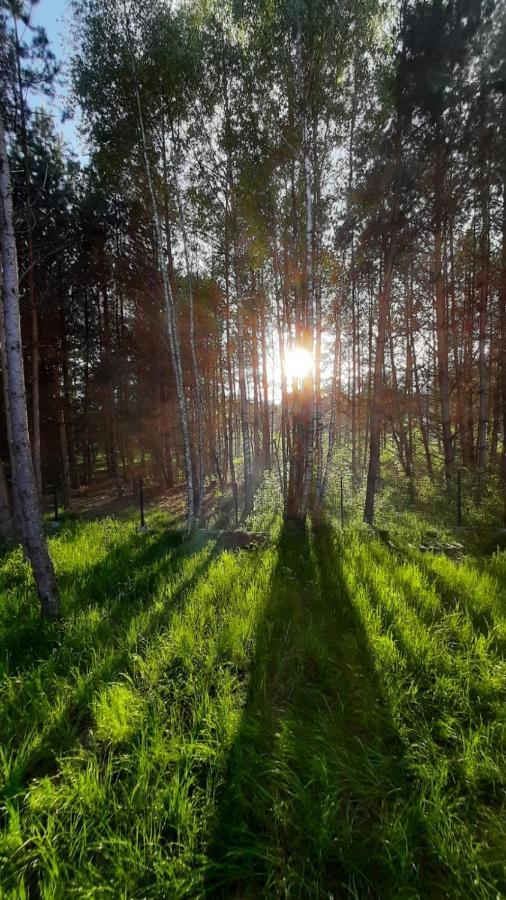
{"left": 0, "top": 528, "right": 216, "bottom": 791}
{"left": 204, "top": 518, "right": 437, "bottom": 898}
{"left": 1, "top": 525, "right": 200, "bottom": 676}
{"left": 366, "top": 534, "right": 506, "bottom": 654}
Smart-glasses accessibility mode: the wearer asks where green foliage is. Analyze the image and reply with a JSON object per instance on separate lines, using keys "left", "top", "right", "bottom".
{"left": 0, "top": 507, "right": 505, "bottom": 896}
{"left": 245, "top": 468, "right": 283, "bottom": 533}
{"left": 94, "top": 681, "right": 145, "bottom": 745}
{"left": 325, "top": 438, "right": 505, "bottom": 542}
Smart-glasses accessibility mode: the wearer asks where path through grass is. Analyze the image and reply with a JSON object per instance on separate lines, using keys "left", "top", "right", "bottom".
{"left": 0, "top": 514, "right": 504, "bottom": 897}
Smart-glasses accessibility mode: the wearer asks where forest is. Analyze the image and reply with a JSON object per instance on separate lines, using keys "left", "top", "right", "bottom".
{"left": 0, "top": 0, "right": 505, "bottom": 895}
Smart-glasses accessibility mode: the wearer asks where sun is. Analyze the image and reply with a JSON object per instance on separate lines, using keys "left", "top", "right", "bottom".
{"left": 285, "top": 346, "right": 313, "bottom": 381}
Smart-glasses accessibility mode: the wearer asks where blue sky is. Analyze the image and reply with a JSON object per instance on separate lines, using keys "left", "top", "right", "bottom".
{"left": 30, "top": 0, "right": 88, "bottom": 160}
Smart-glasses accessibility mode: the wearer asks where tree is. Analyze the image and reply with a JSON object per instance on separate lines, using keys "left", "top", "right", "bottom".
{"left": 0, "top": 110, "right": 60, "bottom": 617}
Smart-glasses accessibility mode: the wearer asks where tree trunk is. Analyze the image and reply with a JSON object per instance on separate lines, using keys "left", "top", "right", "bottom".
{"left": 172, "top": 150, "right": 205, "bottom": 520}
{"left": 499, "top": 181, "right": 506, "bottom": 518}
{"left": 236, "top": 304, "right": 253, "bottom": 516}
{"left": 273, "top": 235, "right": 288, "bottom": 501}
{"left": 477, "top": 133, "right": 490, "bottom": 472}
{"left": 259, "top": 296, "right": 271, "bottom": 469}
{"left": 0, "top": 290, "right": 22, "bottom": 536}
{"left": 434, "top": 183, "right": 453, "bottom": 481}
{"left": 251, "top": 318, "right": 261, "bottom": 467}
{"left": 125, "top": 16, "right": 195, "bottom": 533}
{"left": 388, "top": 313, "right": 411, "bottom": 476}
{"left": 364, "top": 246, "right": 395, "bottom": 525}
{"left": 13, "top": 15, "right": 43, "bottom": 497}
{"left": 320, "top": 291, "right": 341, "bottom": 501}
{"left": 0, "top": 112, "right": 60, "bottom": 617}
{"left": 296, "top": 26, "right": 316, "bottom": 516}
{"left": 0, "top": 454, "right": 14, "bottom": 543}
{"left": 54, "top": 366, "right": 72, "bottom": 509}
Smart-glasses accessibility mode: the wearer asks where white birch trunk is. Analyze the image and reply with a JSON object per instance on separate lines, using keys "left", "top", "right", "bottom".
{"left": 172, "top": 148, "right": 205, "bottom": 520}
{"left": 13, "top": 15, "right": 43, "bottom": 497}
{"left": 0, "top": 112, "right": 60, "bottom": 617}
{"left": 0, "top": 291, "right": 22, "bottom": 537}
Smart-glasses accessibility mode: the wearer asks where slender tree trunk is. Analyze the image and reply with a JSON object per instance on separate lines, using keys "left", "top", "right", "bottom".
{"left": 60, "top": 315, "right": 79, "bottom": 489}
{"left": 298, "top": 29, "right": 316, "bottom": 516}
{"left": 347, "top": 96, "right": 358, "bottom": 478}
{"left": 434, "top": 173, "right": 453, "bottom": 481}
{"left": 259, "top": 295, "right": 270, "bottom": 468}
{"left": 388, "top": 312, "right": 411, "bottom": 476}
{"left": 411, "top": 331, "right": 433, "bottom": 478}
{"left": 251, "top": 318, "right": 261, "bottom": 467}
{"left": 101, "top": 275, "right": 117, "bottom": 478}
{"left": 464, "top": 262, "right": 476, "bottom": 463}
{"left": 0, "top": 288, "right": 22, "bottom": 536}
{"left": 477, "top": 144, "right": 490, "bottom": 472}
{"left": 364, "top": 244, "right": 395, "bottom": 525}
{"left": 273, "top": 236, "right": 288, "bottom": 501}
{"left": 236, "top": 300, "right": 253, "bottom": 516}
{"left": 363, "top": 99, "right": 405, "bottom": 525}
{"left": 0, "top": 454, "right": 14, "bottom": 543}
{"left": 490, "top": 361, "right": 500, "bottom": 463}
{"left": 172, "top": 151, "right": 205, "bottom": 519}
{"left": 124, "top": 13, "right": 194, "bottom": 533}
{"left": 13, "top": 15, "right": 43, "bottom": 497}
{"left": 0, "top": 112, "right": 60, "bottom": 617}
{"left": 499, "top": 181, "right": 506, "bottom": 517}
{"left": 54, "top": 367, "right": 71, "bottom": 508}
{"left": 320, "top": 292, "right": 341, "bottom": 501}
{"left": 449, "top": 225, "right": 469, "bottom": 466}
{"left": 224, "top": 219, "right": 238, "bottom": 524}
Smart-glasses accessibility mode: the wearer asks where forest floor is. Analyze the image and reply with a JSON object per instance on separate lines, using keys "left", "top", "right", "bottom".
{"left": 47, "top": 474, "right": 197, "bottom": 523}
{"left": 48, "top": 472, "right": 240, "bottom": 530}
{"left": 1, "top": 492, "right": 505, "bottom": 897}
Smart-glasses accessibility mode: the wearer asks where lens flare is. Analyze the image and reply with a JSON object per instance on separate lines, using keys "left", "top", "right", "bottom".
{"left": 285, "top": 346, "right": 313, "bottom": 381}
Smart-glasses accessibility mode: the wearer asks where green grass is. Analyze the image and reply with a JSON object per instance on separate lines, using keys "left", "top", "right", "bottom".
{"left": 0, "top": 508, "right": 505, "bottom": 897}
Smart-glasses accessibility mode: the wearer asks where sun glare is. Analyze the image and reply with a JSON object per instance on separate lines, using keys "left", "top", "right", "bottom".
{"left": 285, "top": 347, "right": 313, "bottom": 382}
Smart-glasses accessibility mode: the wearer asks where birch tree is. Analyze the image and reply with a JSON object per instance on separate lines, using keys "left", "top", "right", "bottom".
{"left": 0, "top": 111, "right": 60, "bottom": 617}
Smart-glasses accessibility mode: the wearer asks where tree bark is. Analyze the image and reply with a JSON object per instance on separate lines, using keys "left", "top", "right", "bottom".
{"left": 172, "top": 148, "right": 205, "bottom": 520}
{"left": 477, "top": 115, "right": 490, "bottom": 472}
{"left": 124, "top": 11, "right": 195, "bottom": 533}
{"left": 499, "top": 181, "right": 506, "bottom": 517}
{"left": 0, "top": 454, "right": 14, "bottom": 543}
{"left": 434, "top": 173, "right": 453, "bottom": 481}
{"left": 236, "top": 299, "right": 253, "bottom": 516}
{"left": 259, "top": 295, "right": 271, "bottom": 469}
{"left": 364, "top": 245, "right": 395, "bottom": 524}
{"left": 0, "top": 112, "right": 60, "bottom": 617}
{"left": 54, "top": 366, "right": 72, "bottom": 508}
{"left": 296, "top": 26, "right": 316, "bottom": 516}
{"left": 13, "top": 14, "right": 43, "bottom": 496}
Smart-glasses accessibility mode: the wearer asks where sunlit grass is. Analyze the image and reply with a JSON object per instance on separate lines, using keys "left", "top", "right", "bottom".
{"left": 0, "top": 505, "right": 504, "bottom": 896}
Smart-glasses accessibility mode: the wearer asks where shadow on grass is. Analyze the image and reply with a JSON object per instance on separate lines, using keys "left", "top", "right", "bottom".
{"left": 0, "top": 527, "right": 216, "bottom": 789}
{"left": 1, "top": 525, "right": 190, "bottom": 676}
{"left": 204, "top": 517, "right": 435, "bottom": 898}
{"left": 365, "top": 534, "right": 506, "bottom": 654}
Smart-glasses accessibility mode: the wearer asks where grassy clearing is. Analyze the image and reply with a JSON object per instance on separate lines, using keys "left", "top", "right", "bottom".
{"left": 0, "top": 510, "right": 505, "bottom": 897}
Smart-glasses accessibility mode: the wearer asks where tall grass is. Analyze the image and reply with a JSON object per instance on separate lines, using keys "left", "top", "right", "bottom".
{"left": 0, "top": 508, "right": 504, "bottom": 896}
